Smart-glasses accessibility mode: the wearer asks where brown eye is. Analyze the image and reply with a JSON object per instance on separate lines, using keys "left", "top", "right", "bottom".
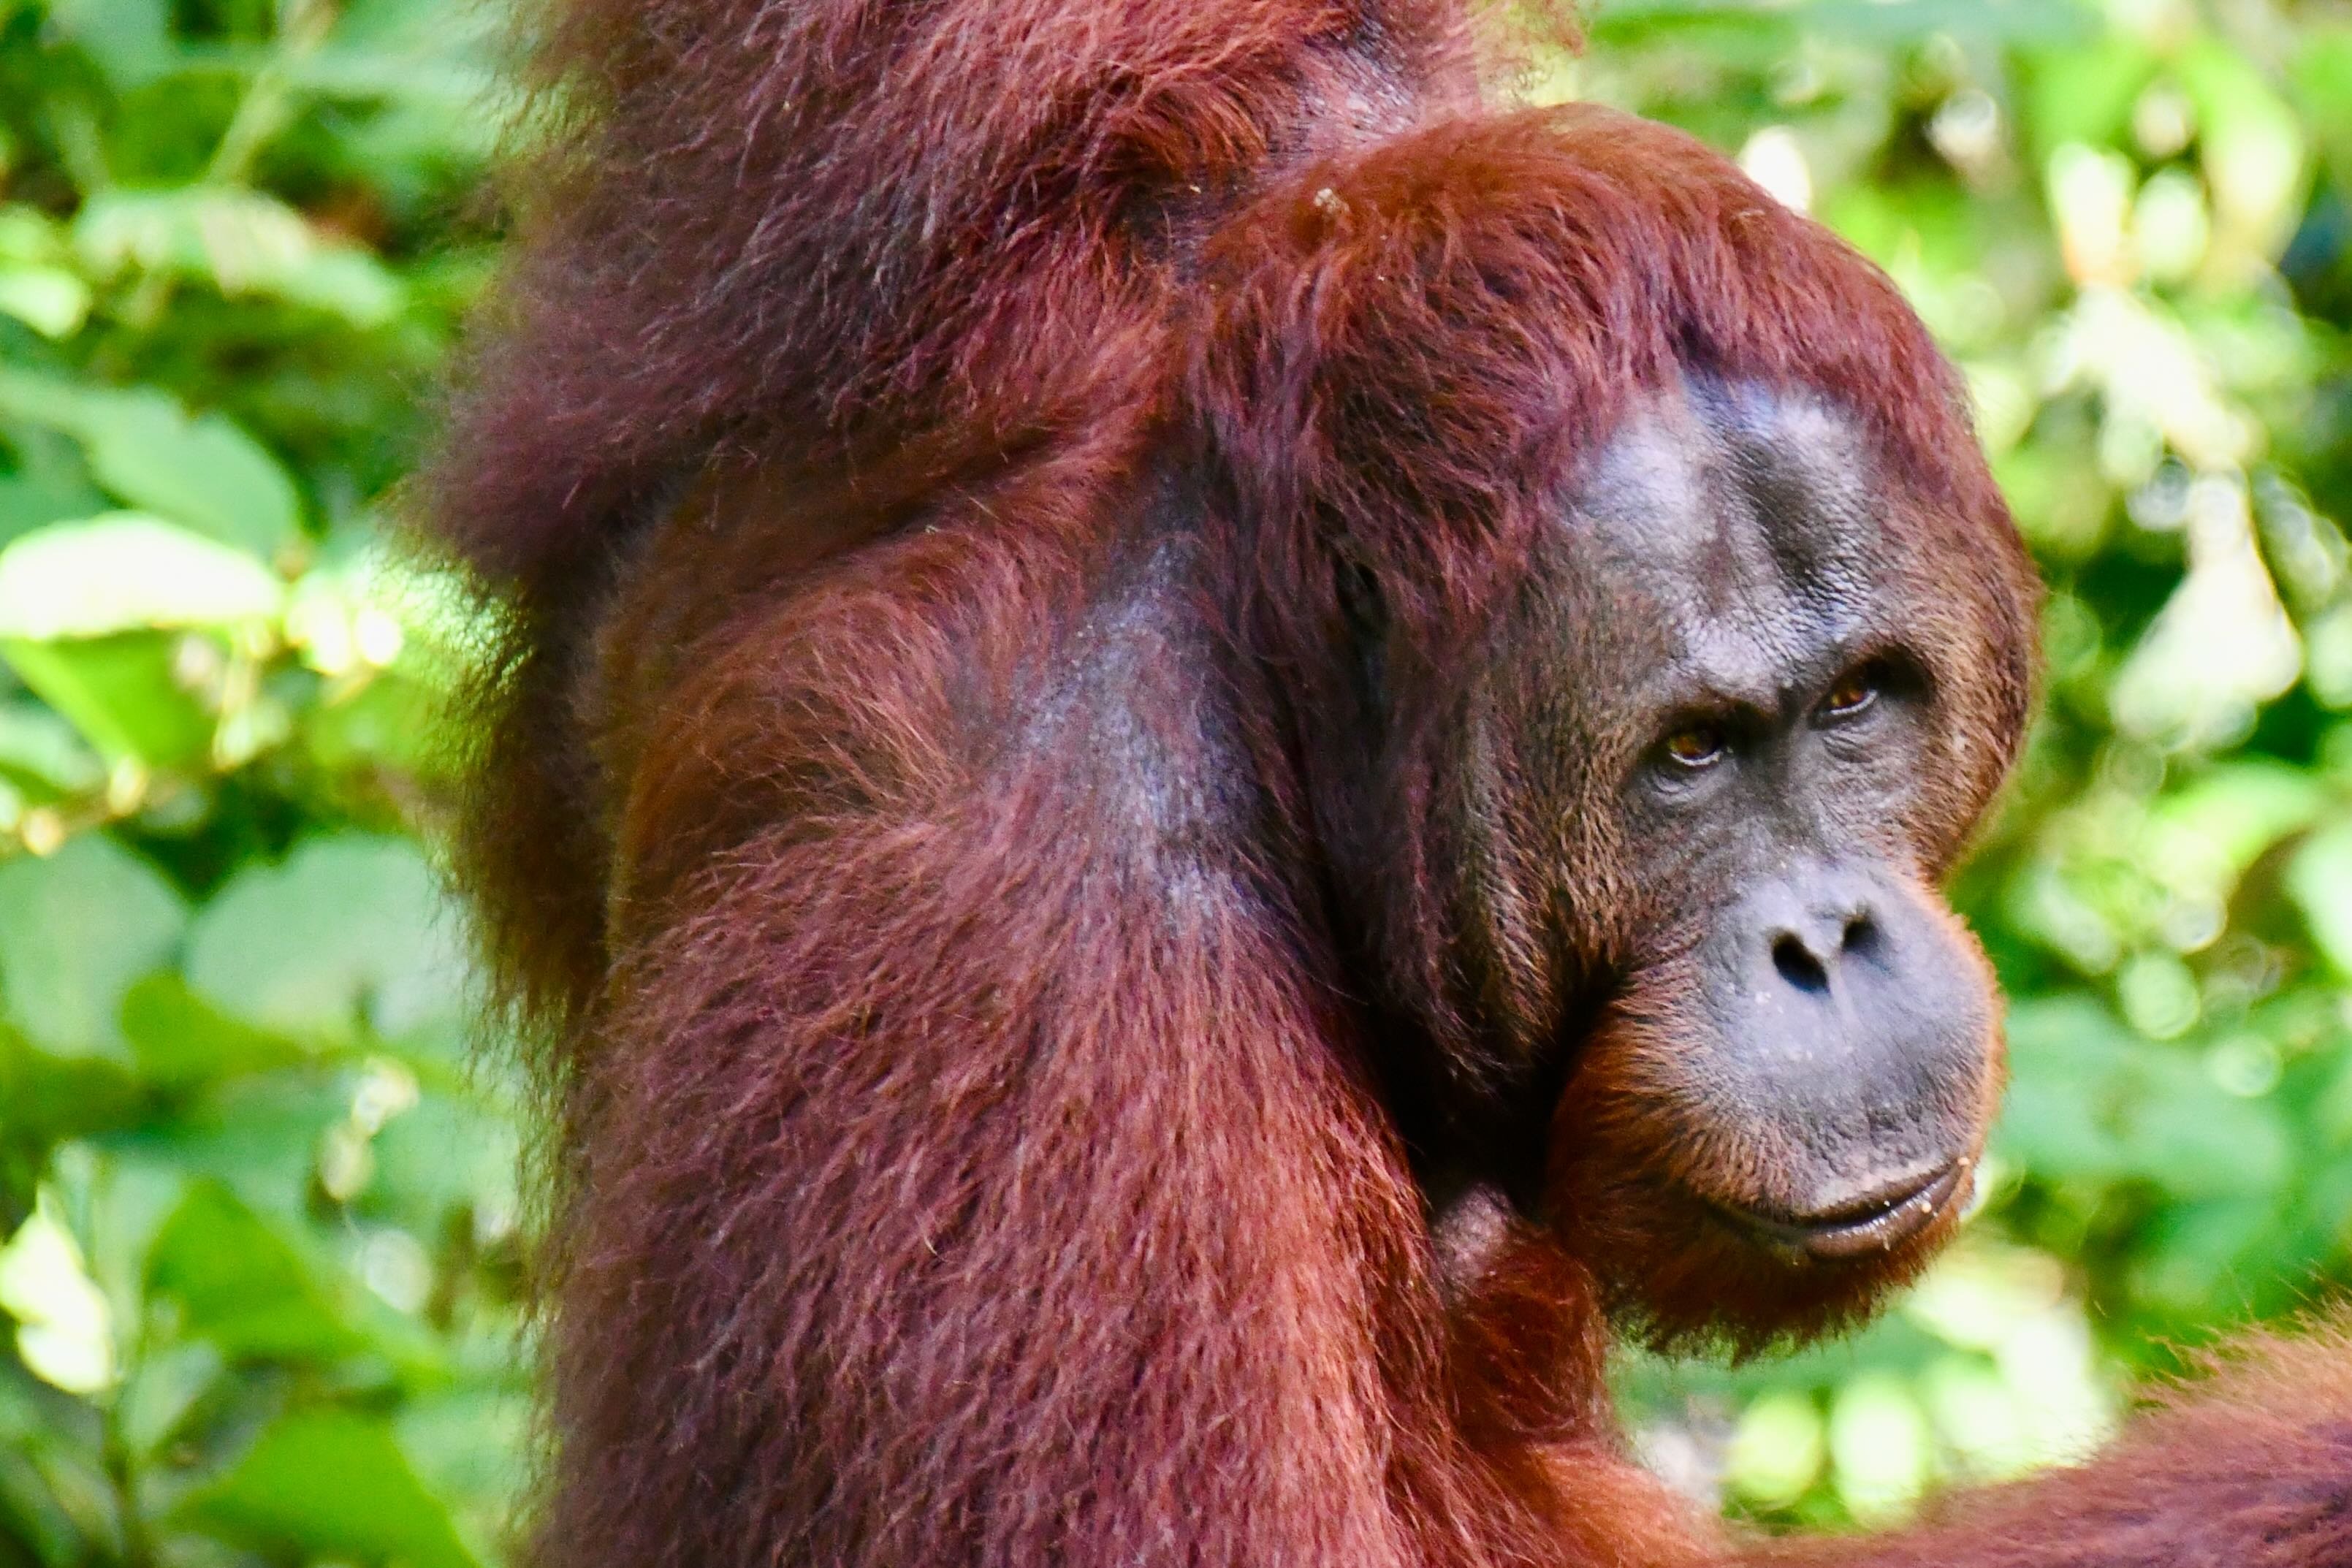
{"left": 1661, "top": 725, "right": 1726, "bottom": 769}
{"left": 1819, "top": 669, "right": 1879, "bottom": 720}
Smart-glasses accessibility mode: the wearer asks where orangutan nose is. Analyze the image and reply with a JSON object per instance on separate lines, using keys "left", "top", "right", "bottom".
{"left": 1756, "top": 869, "right": 1883, "bottom": 997}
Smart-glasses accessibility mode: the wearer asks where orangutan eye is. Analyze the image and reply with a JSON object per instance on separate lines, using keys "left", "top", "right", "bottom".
{"left": 1659, "top": 724, "right": 1727, "bottom": 769}
{"left": 1818, "top": 667, "right": 1880, "bottom": 721}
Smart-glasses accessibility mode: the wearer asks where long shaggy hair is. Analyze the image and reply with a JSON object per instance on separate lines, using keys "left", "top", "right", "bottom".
{"left": 421, "top": 0, "right": 2352, "bottom": 1564}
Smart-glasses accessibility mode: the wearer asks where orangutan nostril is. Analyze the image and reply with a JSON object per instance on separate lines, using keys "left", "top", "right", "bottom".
{"left": 1772, "top": 931, "right": 1830, "bottom": 993}
{"left": 1843, "top": 911, "right": 1880, "bottom": 959}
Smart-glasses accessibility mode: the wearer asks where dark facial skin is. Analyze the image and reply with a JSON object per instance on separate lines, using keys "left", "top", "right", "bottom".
{"left": 1426, "top": 371, "right": 2012, "bottom": 1347}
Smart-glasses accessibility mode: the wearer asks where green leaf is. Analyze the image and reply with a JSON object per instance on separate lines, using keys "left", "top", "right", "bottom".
{"left": 0, "top": 268, "right": 91, "bottom": 340}
{"left": 397, "top": 1388, "right": 527, "bottom": 1562}
{"left": 302, "top": 671, "right": 449, "bottom": 778}
{"left": 0, "top": 376, "right": 301, "bottom": 560}
{"left": 145, "top": 1183, "right": 358, "bottom": 1360}
{"left": 2286, "top": 823, "right": 2352, "bottom": 978}
{"left": 0, "top": 633, "right": 214, "bottom": 768}
{"left": 0, "top": 1204, "right": 116, "bottom": 1394}
{"left": 2018, "top": 37, "right": 2155, "bottom": 162}
{"left": 115, "top": 1339, "right": 224, "bottom": 1458}
{"left": 176, "top": 1407, "right": 476, "bottom": 1568}
{"left": 1998, "top": 997, "right": 2292, "bottom": 1199}
{"left": 2123, "top": 1065, "right": 2292, "bottom": 1200}
{"left": 186, "top": 834, "right": 468, "bottom": 1043}
{"left": 370, "top": 1095, "right": 518, "bottom": 1228}
{"left": 68, "top": 392, "right": 301, "bottom": 560}
{"left": 2177, "top": 42, "right": 2310, "bottom": 256}
{"left": 108, "top": 1077, "right": 351, "bottom": 1222}
{"left": 73, "top": 189, "right": 404, "bottom": 330}
{"left": 119, "top": 974, "right": 308, "bottom": 1089}
{"left": 0, "top": 470, "right": 108, "bottom": 549}
{"left": 46, "top": 0, "right": 176, "bottom": 90}
{"left": 0, "top": 208, "right": 69, "bottom": 269}
{"left": 2293, "top": 26, "right": 2352, "bottom": 187}
{"left": 0, "top": 1359, "right": 107, "bottom": 1562}
{"left": 0, "top": 703, "right": 106, "bottom": 799}
{"left": 0, "top": 833, "right": 185, "bottom": 1060}
{"left": 0, "top": 1035, "right": 142, "bottom": 1146}
{"left": 1996, "top": 998, "right": 2140, "bottom": 1184}
{"left": 2131, "top": 1198, "right": 2280, "bottom": 1312}
{"left": 273, "top": 247, "right": 405, "bottom": 325}
{"left": 2146, "top": 762, "right": 2324, "bottom": 880}
{"left": 0, "top": 514, "right": 285, "bottom": 641}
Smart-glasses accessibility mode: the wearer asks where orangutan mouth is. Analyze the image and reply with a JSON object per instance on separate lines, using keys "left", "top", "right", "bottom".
{"left": 1708, "top": 1160, "right": 1969, "bottom": 1263}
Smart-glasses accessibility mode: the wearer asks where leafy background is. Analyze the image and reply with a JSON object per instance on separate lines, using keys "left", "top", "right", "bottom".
{"left": 0, "top": 0, "right": 2348, "bottom": 1559}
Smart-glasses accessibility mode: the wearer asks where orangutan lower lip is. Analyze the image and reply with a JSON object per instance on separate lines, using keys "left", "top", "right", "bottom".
{"left": 1709, "top": 1160, "right": 1968, "bottom": 1262}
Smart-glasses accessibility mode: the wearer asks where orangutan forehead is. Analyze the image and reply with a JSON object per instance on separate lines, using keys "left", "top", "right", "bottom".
{"left": 1555, "top": 374, "right": 1913, "bottom": 702}
{"left": 1568, "top": 373, "right": 1887, "bottom": 580}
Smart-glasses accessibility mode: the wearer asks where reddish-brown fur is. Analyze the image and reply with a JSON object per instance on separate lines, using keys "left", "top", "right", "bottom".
{"left": 425, "top": 0, "right": 2352, "bottom": 1562}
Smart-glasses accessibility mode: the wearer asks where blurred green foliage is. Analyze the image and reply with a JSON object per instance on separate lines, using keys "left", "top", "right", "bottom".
{"left": 0, "top": 0, "right": 2345, "bottom": 1559}
{"left": 0, "top": 0, "right": 518, "bottom": 1561}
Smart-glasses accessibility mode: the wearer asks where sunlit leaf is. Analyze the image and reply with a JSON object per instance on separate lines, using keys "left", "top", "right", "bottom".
{"left": 0, "top": 514, "right": 284, "bottom": 641}
{"left": 2145, "top": 762, "right": 2324, "bottom": 883}
{"left": 0, "top": 1203, "right": 115, "bottom": 1395}
{"left": 75, "top": 188, "right": 404, "bottom": 330}
{"left": 0, "top": 268, "right": 90, "bottom": 340}
{"left": 1827, "top": 1375, "right": 1930, "bottom": 1524}
{"left": 2018, "top": 39, "right": 2155, "bottom": 163}
{"left": 0, "top": 633, "right": 214, "bottom": 768}
{"left": 1727, "top": 1390, "right": 1824, "bottom": 1507}
{"left": 2286, "top": 824, "right": 2352, "bottom": 978}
